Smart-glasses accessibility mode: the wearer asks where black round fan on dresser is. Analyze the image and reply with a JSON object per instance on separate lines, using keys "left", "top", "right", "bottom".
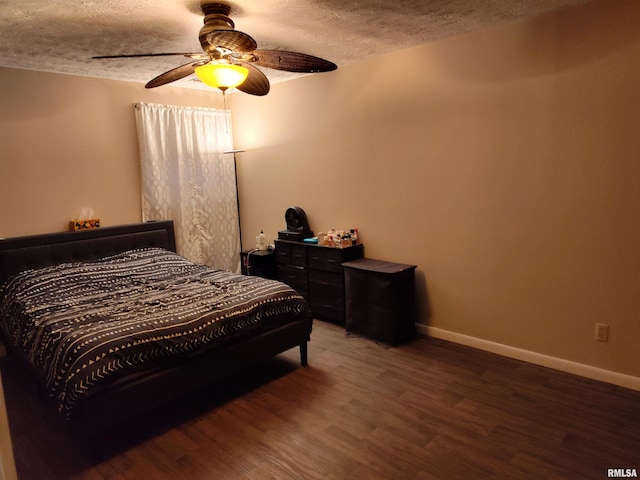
{"left": 279, "top": 206, "right": 313, "bottom": 241}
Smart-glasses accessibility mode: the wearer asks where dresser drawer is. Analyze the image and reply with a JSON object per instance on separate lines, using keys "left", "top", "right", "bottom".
{"left": 309, "top": 298, "right": 344, "bottom": 323}
{"left": 308, "top": 248, "right": 346, "bottom": 273}
{"left": 275, "top": 241, "right": 307, "bottom": 267}
{"left": 309, "top": 270, "right": 345, "bottom": 323}
{"left": 277, "top": 265, "right": 308, "bottom": 295}
{"left": 308, "top": 269, "right": 344, "bottom": 296}
{"left": 276, "top": 247, "right": 291, "bottom": 265}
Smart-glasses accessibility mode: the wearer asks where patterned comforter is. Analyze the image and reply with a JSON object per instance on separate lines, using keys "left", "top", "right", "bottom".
{"left": 0, "top": 248, "right": 311, "bottom": 418}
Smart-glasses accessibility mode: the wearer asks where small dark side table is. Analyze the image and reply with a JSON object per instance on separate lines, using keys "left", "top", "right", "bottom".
{"left": 241, "top": 249, "right": 277, "bottom": 279}
{"left": 342, "top": 258, "right": 417, "bottom": 346}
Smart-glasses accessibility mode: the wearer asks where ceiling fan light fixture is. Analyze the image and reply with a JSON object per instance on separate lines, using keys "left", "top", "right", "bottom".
{"left": 194, "top": 63, "right": 249, "bottom": 92}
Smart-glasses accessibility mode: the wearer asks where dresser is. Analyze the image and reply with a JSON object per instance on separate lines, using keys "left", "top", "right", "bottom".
{"left": 342, "top": 258, "right": 417, "bottom": 345}
{"left": 275, "top": 240, "right": 364, "bottom": 323}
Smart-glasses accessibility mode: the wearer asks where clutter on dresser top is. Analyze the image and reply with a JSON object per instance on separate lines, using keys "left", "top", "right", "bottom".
{"left": 275, "top": 206, "right": 360, "bottom": 249}
{"left": 314, "top": 228, "right": 359, "bottom": 248}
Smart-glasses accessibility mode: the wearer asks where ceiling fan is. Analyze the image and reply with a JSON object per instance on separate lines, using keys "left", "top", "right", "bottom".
{"left": 92, "top": 1, "right": 337, "bottom": 96}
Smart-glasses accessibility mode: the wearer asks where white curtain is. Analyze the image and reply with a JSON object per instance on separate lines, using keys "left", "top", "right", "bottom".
{"left": 134, "top": 102, "right": 240, "bottom": 273}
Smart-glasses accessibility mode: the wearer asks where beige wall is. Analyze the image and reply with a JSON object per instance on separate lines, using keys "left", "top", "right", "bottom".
{"left": 231, "top": 0, "right": 640, "bottom": 380}
{"left": 0, "top": 0, "right": 638, "bottom": 382}
{"left": 0, "top": 69, "right": 225, "bottom": 236}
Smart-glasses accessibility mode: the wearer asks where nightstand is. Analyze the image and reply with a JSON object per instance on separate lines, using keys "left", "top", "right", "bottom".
{"left": 343, "top": 258, "right": 417, "bottom": 345}
{"left": 240, "top": 249, "right": 277, "bottom": 279}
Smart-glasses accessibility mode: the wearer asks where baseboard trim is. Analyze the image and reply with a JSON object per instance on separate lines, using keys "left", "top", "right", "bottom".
{"left": 417, "top": 324, "right": 640, "bottom": 391}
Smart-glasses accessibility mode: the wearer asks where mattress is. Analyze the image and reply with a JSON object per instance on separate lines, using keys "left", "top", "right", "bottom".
{"left": 0, "top": 247, "right": 310, "bottom": 418}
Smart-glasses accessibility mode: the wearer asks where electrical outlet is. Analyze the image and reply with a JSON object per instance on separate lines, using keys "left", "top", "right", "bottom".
{"left": 595, "top": 323, "right": 609, "bottom": 342}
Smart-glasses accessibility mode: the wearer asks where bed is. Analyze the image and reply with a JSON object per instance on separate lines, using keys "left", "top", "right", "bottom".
{"left": 0, "top": 221, "right": 312, "bottom": 437}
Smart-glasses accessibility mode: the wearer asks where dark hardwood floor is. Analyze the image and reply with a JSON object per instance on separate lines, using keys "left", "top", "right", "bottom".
{"left": 2, "top": 320, "right": 639, "bottom": 479}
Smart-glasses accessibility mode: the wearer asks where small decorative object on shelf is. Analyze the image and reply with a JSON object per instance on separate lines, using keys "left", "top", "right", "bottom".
{"left": 69, "top": 207, "right": 100, "bottom": 231}
{"left": 255, "top": 230, "right": 268, "bottom": 251}
{"left": 70, "top": 219, "right": 100, "bottom": 231}
{"left": 317, "top": 228, "right": 359, "bottom": 248}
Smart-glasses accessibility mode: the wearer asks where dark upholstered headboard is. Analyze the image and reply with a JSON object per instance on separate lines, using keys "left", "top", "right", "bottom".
{"left": 0, "top": 221, "right": 176, "bottom": 284}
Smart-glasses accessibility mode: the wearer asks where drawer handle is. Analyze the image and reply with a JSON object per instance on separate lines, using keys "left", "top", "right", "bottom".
{"left": 316, "top": 303, "right": 341, "bottom": 310}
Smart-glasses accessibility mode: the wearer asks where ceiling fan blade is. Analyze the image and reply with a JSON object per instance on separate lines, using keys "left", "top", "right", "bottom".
{"left": 206, "top": 29, "right": 257, "bottom": 53}
{"left": 93, "top": 52, "right": 201, "bottom": 59}
{"left": 145, "top": 62, "right": 200, "bottom": 89}
{"left": 253, "top": 49, "right": 337, "bottom": 73}
{"left": 236, "top": 62, "right": 270, "bottom": 96}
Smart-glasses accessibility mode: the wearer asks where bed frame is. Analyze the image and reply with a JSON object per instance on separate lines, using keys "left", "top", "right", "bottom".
{"left": 0, "top": 221, "right": 312, "bottom": 437}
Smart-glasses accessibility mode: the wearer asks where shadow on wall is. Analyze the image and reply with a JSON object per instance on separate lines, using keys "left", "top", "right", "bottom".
{"left": 414, "top": 269, "right": 431, "bottom": 327}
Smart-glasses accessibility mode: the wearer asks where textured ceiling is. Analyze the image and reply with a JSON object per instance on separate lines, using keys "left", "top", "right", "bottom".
{"left": 0, "top": 0, "right": 589, "bottom": 91}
